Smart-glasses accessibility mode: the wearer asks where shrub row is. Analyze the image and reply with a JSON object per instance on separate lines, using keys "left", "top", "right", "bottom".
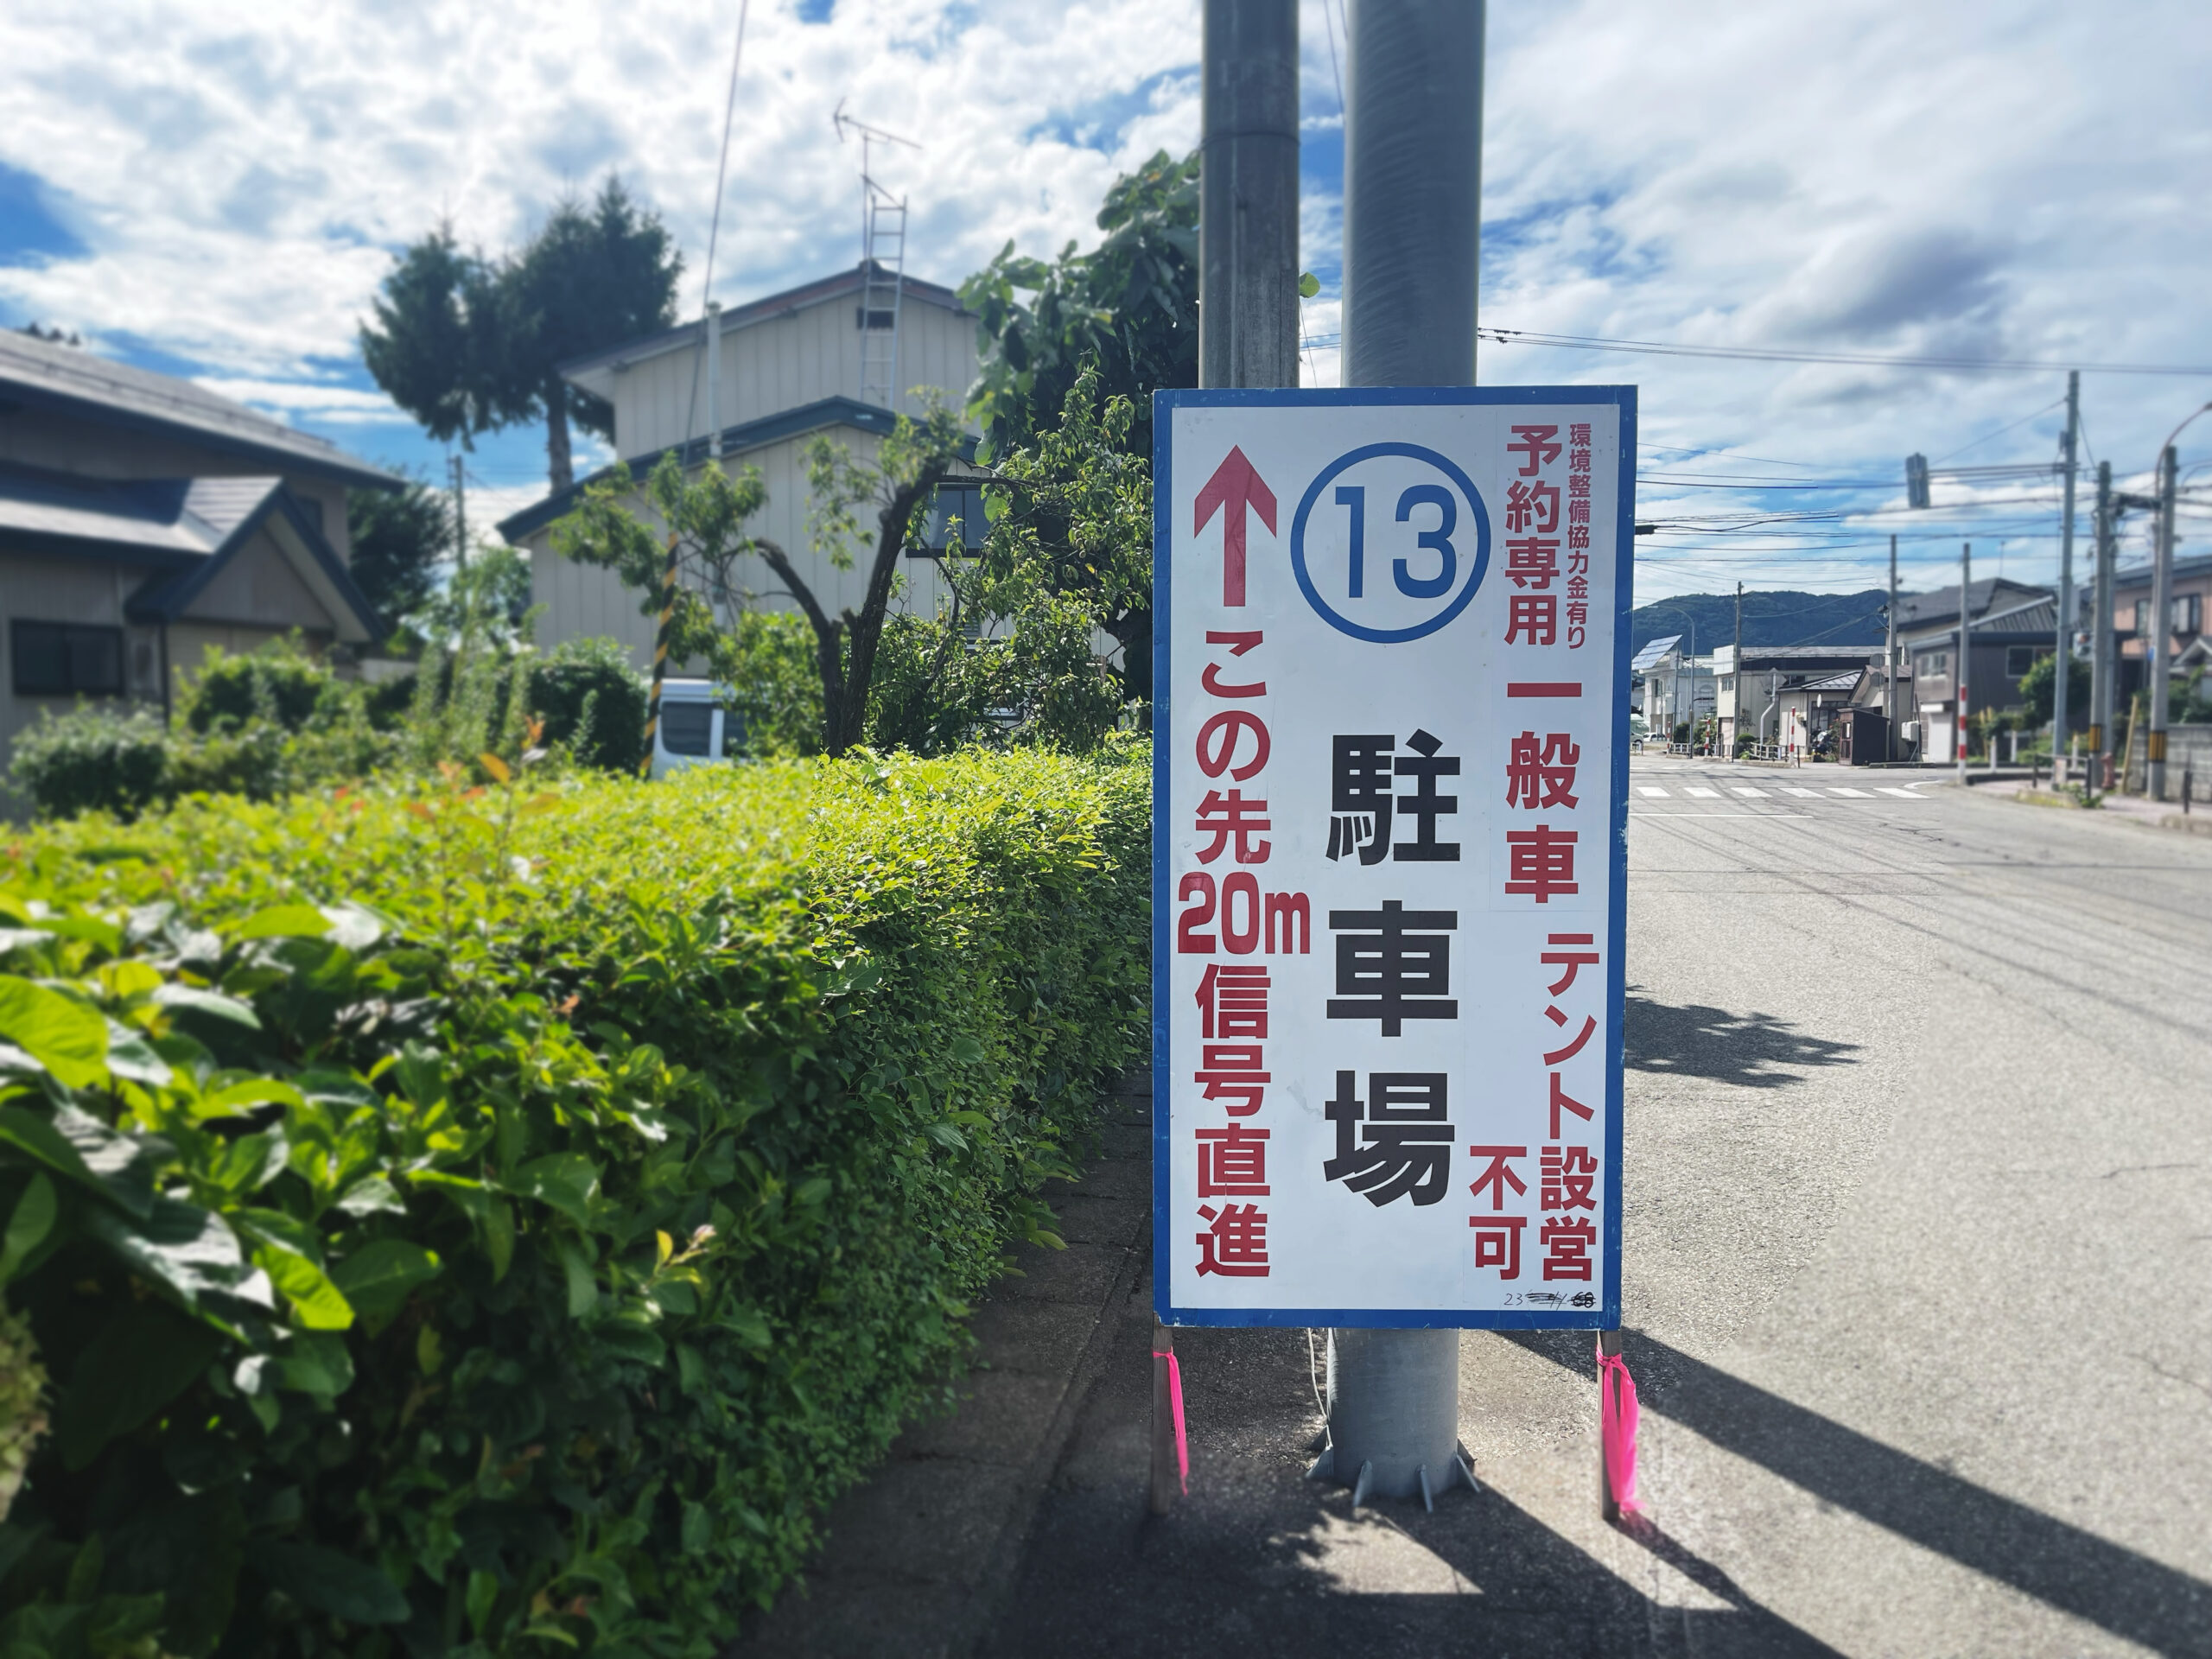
{"left": 0, "top": 742, "right": 1148, "bottom": 1657}
{"left": 7, "top": 639, "right": 650, "bottom": 823}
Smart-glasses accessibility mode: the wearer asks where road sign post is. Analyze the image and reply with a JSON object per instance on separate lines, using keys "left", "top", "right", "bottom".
{"left": 1154, "top": 386, "right": 1636, "bottom": 1502}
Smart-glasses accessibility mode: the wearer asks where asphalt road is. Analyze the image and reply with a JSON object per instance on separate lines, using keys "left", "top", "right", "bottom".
{"left": 982, "top": 760, "right": 2212, "bottom": 1658}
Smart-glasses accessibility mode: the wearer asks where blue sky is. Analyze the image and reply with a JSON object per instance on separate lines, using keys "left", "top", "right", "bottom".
{"left": 2, "top": 0, "right": 2208, "bottom": 598}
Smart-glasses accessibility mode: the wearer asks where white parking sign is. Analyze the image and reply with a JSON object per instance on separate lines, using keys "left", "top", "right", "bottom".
{"left": 1153, "top": 387, "right": 1636, "bottom": 1328}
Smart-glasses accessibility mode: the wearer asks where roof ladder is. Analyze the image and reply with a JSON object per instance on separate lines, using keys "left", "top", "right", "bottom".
{"left": 858, "top": 187, "right": 906, "bottom": 408}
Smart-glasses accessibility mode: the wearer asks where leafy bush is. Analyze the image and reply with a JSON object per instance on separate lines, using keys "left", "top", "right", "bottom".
{"left": 518, "top": 640, "right": 649, "bottom": 775}
{"left": 180, "top": 641, "right": 342, "bottom": 736}
{"left": 715, "top": 613, "right": 824, "bottom": 759}
{"left": 0, "top": 745, "right": 1147, "bottom": 1656}
{"left": 5, "top": 705, "right": 170, "bottom": 820}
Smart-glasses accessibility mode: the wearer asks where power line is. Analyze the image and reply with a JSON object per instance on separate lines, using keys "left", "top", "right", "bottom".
{"left": 1475, "top": 327, "right": 2212, "bottom": 378}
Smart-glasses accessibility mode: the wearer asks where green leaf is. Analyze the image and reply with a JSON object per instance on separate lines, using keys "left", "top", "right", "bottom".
{"left": 330, "top": 1238, "right": 442, "bottom": 1319}
{"left": 204, "top": 1128, "right": 289, "bottom": 1198}
{"left": 949, "top": 1034, "right": 986, "bottom": 1065}
{"left": 923, "top": 1121, "right": 969, "bottom": 1153}
{"left": 334, "top": 1174, "right": 407, "bottom": 1217}
{"left": 0, "top": 1172, "right": 56, "bottom": 1284}
{"left": 507, "top": 1153, "right": 601, "bottom": 1227}
{"left": 198, "top": 1077, "right": 307, "bottom": 1120}
{"left": 54, "top": 1303, "right": 223, "bottom": 1469}
{"left": 0, "top": 974, "right": 108, "bottom": 1087}
{"left": 232, "top": 1205, "right": 322, "bottom": 1262}
{"left": 82, "top": 1196, "right": 259, "bottom": 1314}
{"left": 594, "top": 1319, "right": 665, "bottom": 1367}
{"left": 273, "top": 1329, "right": 354, "bottom": 1397}
{"left": 255, "top": 1244, "right": 355, "bottom": 1331}
{"left": 103, "top": 1027, "right": 172, "bottom": 1087}
{"left": 151, "top": 983, "right": 263, "bottom": 1030}
{"left": 0, "top": 1104, "right": 156, "bottom": 1217}
{"left": 230, "top": 905, "right": 333, "bottom": 943}
{"left": 559, "top": 1241, "right": 597, "bottom": 1319}
{"left": 246, "top": 1539, "right": 409, "bottom": 1624}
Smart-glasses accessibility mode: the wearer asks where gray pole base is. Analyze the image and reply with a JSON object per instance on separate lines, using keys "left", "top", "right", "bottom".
{"left": 1316, "top": 1328, "right": 1463, "bottom": 1503}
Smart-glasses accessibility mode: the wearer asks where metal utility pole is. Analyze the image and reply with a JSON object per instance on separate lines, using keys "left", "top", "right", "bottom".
{"left": 449, "top": 454, "right": 467, "bottom": 569}
{"left": 1732, "top": 581, "right": 1743, "bottom": 755}
{"left": 1322, "top": 0, "right": 1484, "bottom": 1507}
{"left": 1886, "top": 533, "right": 1899, "bottom": 763}
{"left": 1160, "top": 0, "right": 1300, "bottom": 1516}
{"left": 2090, "top": 461, "right": 2115, "bottom": 776}
{"left": 1198, "top": 0, "right": 1300, "bottom": 391}
{"left": 2054, "top": 371, "right": 2079, "bottom": 772}
{"left": 2149, "top": 445, "right": 2177, "bottom": 799}
{"left": 1957, "top": 543, "right": 1972, "bottom": 782}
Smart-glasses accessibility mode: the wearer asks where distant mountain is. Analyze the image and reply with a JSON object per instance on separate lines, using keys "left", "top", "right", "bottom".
{"left": 1627, "top": 589, "right": 1891, "bottom": 658}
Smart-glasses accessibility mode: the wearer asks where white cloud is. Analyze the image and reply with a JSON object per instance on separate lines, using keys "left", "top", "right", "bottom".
{"left": 2, "top": 0, "right": 2207, "bottom": 599}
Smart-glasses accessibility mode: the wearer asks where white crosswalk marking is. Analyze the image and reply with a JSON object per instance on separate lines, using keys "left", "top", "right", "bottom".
{"left": 1637, "top": 786, "right": 1669, "bottom": 798}
{"left": 1685, "top": 786, "right": 1721, "bottom": 798}
{"left": 1877, "top": 786, "right": 1923, "bottom": 799}
{"left": 1830, "top": 787, "right": 1872, "bottom": 798}
{"left": 1731, "top": 786, "right": 1769, "bottom": 798}
{"left": 1782, "top": 787, "right": 1820, "bottom": 798}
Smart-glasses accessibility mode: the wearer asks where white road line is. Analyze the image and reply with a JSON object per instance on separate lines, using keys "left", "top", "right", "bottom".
{"left": 1830, "top": 787, "right": 1872, "bottom": 798}
{"left": 1685, "top": 786, "right": 1721, "bottom": 798}
{"left": 1877, "top": 786, "right": 1923, "bottom": 798}
{"left": 1731, "top": 786, "right": 1770, "bottom": 798}
{"left": 1637, "top": 786, "right": 1670, "bottom": 798}
{"left": 1782, "top": 787, "right": 1821, "bottom": 798}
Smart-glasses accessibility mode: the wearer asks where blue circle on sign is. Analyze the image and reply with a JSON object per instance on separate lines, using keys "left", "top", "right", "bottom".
{"left": 1289, "top": 442, "right": 1491, "bottom": 643}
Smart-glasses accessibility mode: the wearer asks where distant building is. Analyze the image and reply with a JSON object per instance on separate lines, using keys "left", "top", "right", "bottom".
{"left": 2087, "top": 551, "right": 2210, "bottom": 705}
{"left": 1632, "top": 635, "right": 1715, "bottom": 736}
{"left": 0, "top": 329, "right": 393, "bottom": 778}
{"left": 499, "top": 263, "right": 984, "bottom": 671}
{"left": 1712, "top": 645, "right": 1884, "bottom": 755}
{"left": 1894, "top": 578, "right": 2055, "bottom": 763}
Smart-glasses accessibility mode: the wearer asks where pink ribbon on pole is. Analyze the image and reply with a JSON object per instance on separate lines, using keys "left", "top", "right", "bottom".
{"left": 1598, "top": 1338, "right": 1643, "bottom": 1515}
{"left": 1154, "top": 1348, "right": 1188, "bottom": 1493}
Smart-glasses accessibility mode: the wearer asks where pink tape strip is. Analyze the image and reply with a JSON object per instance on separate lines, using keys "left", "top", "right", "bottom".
{"left": 1597, "top": 1338, "right": 1643, "bottom": 1515}
{"left": 1154, "top": 1350, "right": 1189, "bottom": 1492}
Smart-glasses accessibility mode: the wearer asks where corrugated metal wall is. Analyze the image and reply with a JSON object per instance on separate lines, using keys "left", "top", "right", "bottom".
{"left": 526, "top": 427, "right": 964, "bottom": 675}
{"left": 613, "top": 297, "right": 979, "bottom": 458}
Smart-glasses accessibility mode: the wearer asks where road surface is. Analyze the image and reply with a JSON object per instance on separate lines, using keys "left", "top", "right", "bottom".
{"left": 982, "top": 759, "right": 2212, "bottom": 1657}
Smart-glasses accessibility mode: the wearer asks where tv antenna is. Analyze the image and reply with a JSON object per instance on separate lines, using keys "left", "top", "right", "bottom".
{"left": 834, "top": 100, "right": 921, "bottom": 407}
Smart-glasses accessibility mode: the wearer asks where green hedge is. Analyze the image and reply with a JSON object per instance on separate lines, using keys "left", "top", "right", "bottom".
{"left": 0, "top": 743, "right": 1147, "bottom": 1657}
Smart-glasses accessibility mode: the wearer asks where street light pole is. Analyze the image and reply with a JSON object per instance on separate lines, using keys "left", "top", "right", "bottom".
{"left": 2054, "top": 371, "right": 2079, "bottom": 773}
{"left": 1957, "top": 543, "right": 1972, "bottom": 784}
{"left": 2090, "top": 462, "right": 2114, "bottom": 780}
{"left": 2143, "top": 403, "right": 2212, "bottom": 800}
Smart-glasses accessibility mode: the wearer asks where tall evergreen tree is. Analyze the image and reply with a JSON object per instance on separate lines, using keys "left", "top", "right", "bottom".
{"left": 360, "top": 178, "right": 683, "bottom": 493}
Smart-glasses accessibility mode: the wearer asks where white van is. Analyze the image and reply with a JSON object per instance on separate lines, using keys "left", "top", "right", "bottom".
{"left": 649, "top": 679, "right": 747, "bottom": 779}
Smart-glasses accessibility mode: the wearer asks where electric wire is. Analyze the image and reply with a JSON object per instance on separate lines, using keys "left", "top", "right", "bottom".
{"left": 1473, "top": 327, "right": 2212, "bottom": 378}
{"left": 683, "top": 1, "right": 753, "bottom": 453}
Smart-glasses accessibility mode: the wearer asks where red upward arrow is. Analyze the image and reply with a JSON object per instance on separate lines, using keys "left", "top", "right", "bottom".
{"left": 1193, "top": 445, "right": 1278, "bottom": 608}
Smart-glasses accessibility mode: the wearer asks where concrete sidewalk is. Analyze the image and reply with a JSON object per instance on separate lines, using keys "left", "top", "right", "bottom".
{"left": 732, "top": 1077, "right": 1153, "bottom": 1658}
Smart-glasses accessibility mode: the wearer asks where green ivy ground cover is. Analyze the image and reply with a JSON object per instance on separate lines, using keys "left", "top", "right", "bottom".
{"left": 0, "top": 744, "right": 1147, "bottom": 1658}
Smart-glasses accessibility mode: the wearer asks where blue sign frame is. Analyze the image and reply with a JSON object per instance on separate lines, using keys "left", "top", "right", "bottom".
{"left": 1151, "top": 385, "right": 1637, "bottom": 1330}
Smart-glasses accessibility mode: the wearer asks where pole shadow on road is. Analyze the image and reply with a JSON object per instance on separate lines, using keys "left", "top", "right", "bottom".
{"left": 1624, "top": 988, "right": 1862, "bottom": 1089}
{"left": 1503, "top": 1330, "right": 2212, "bottom": 1657}
{"left": 983, "top": 1315, "right": 1843, "bottom": 1659}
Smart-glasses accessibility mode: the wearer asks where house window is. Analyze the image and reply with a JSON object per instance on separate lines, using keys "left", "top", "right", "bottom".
{"left": 2173, "top": 593, "right": 2203, "bottom": 636}
{"left": 1719, "top": 676, "right": 1734, "bottom": 692}
{"left": 855, "top": 307, "right": 896, "bottom": 331}
{"left": 2005, "top": 645, "right": 2047, "bottom": 678}
{"left": 10, "top": 620, "right": 124, "bottom": 697}
{"left": 2134, "top": 599, "right": 2148, "bottom": 635}
{"left": 1917, "top": 650, "right": 1950, "bottom": 679}
{"left": 917, "top": 483, "right": 988, "bottom": 555}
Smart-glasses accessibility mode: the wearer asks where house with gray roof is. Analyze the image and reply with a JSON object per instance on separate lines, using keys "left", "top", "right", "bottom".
{"left": 497, "top": 261, "right": 982, "bottom": 672}
{"left": 0, "top": 327, "right": 396, "bottom": 780}
{"left": 1892, "top": 577, "right": 2056, "bottom": 762}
